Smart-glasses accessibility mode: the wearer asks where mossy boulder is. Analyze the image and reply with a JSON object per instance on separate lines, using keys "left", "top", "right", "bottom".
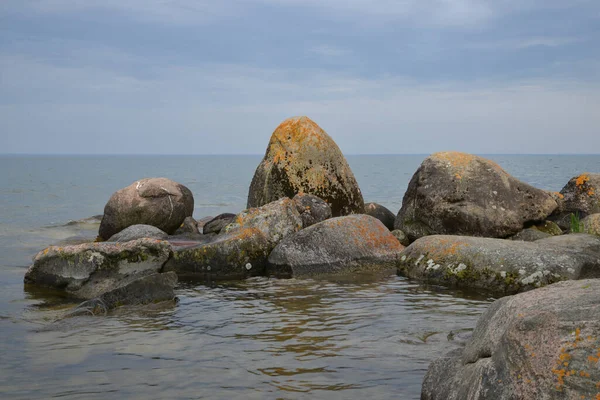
{"left": 397, "top": 234, "right": 600, "bottom": 295}
{"left": 292, "top": 193, "right": 332, "bottom": 228}
{"left": 364, "top": 202, "right": 396, "bottom": 230}
{"left": 24, "top": 238, "right": 172, "bottom": 299}
{"left": 267, "top": 214, "right": 403, "bottom": 278}
{"left": 99, "top": 177, "right": 194, "bottom": 239}
{"left": 422, "top": 279, "right": 600, "bottom": 400}
{"left": 163, "top": 228, "right": 270, "bottom": 280}
{"left": 395, "top": 152, "right": 558, "bottom": 241}
{"left": 247, "top": 116, "right": 364, "bottom": 216}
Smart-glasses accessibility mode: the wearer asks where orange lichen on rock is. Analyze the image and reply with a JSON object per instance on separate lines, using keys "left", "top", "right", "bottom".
{"left": 576, "top": 174, "right": 590, "bottom": 187}
{"left": 432, "top": 151, "right": 506, "bottom": 176}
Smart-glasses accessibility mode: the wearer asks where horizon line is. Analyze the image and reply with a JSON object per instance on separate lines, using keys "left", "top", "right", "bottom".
{"left": 1, "top": 152, "right": 600, "bottom": 157}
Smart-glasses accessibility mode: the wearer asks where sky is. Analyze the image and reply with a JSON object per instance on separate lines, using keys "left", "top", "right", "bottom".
{"left": 0, "top": 0, "right": 599, "bottom": 155}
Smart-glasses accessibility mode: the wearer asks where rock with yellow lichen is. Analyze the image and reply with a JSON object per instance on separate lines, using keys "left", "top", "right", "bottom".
{"left": 395, "top": 152, "right": 558, "bottom": 241}
{"left": 550, "top": 173, "right": 600, "bottom": 230}
{"left": 99, "top": 177, "right": 194, "bottom": 240}
{"left": 267, "top": 214, "right": 403, "bottom": 278}
{"left": 422, "top": 279, "right": 600, "bottom": 400}
{"left": 247, "top": 116, "right": 364, "bottom": 217}
{"left": 397, "top": 234, "right": 600, "bottom": 295}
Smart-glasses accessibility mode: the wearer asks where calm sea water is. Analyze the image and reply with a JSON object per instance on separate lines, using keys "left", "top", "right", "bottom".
{"left": 1, "top": 154, "right": 599, "bottom": 399}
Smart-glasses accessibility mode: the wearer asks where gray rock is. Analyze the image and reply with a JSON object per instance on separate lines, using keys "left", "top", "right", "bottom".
{"left": 196, "top": 216, "right": 214, "bottom": 230}
{"left": 24, "top": 238, "right": 172, "bottom": 299}
{"left": 395, "top": 152, "right": 558, "bottom": 241}
{"left": 107, "top": 224, "right": 168, "bottom": 242}
{"left": 223, "top": 197, "right": 302, "bottom": 247}
{"left": 99, "top": 177, "right": 194, "bottom": 239}
{"left": 174, "top": 216, "right": 199, "bottom": 235}
{"left": 64, "top": 215, "right": 103, "bottom": 226}
{"left": 510, "top": 228, "right": 552, "bottom": 242}
{"left": 267, "top": 214, "right": 404, "bottom": 278}
{"left": 397, "top": 234, "right": 600, "bottom": 295}
{"left": 247, "top": 116, "right": 364, "bottom": 217}
{"left": 533, "top": 220, "right": 563, "bottom": 236}
{"left": 422, "top": 279, "right": 600, "bottom": 400}
{"left": 581, "top": 213, "right": 600, "bottom": 236}
{"left": 68, "top": 272, "right": 177, "bottom": 316}
{"left": 364, "top": 202, "right": 396, "bottom": 231}
{"left": 292, "top": 193, "right": 332, "bottom": 228}
{"left": 203, "top": 213, "right": 236, "bottom": 235}
{"left": 560, "top": 173, "right": 600, "bottom": 217}
{"left": 163, "top": 228, "right": 270, "bottom": 280}
{"left": 391, "top": 229, "right": 411, "bottom": 246}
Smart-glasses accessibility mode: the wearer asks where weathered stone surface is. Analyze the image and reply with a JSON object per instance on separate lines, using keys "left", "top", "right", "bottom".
{"left": 24, "top": 239, "right": 172, "bottom": 299}
{"left": 196, "top": 216, "right": 213, "bottom": 229}
{"left": 99, "top": 177, "right": 194, "bottom": 239}
{"left": 534, "top": 220, "right": 563, "bottom": 235}
{"left": 107, "top": 224, "right": 168, "bottom": 242}
{"left": 203, "top": 213, "right": 236, "bottom": 235}
{"left": 247, "top": 116, "right": 364, "bottom": 217}
{"left": 560, "top": 173, "right": 600, "bottom": 217}
{"left": 174, "top": 216, "right": 199, "bottom": 235}
{"left": 391, "top": 229, "right": 411, "bottom": 246}
{"left": 224, "top": 197, "right": 302, "bottom": 247}
{"left": 510, "top": 228, "right": 552, "bottom": 242}
{"left": 395, "top": 152, "right": 558, "bottom": 241}
{"left": 364, "top": 202, "right": 395, "bottom": 231}
{"left": 292, "top": 193, "right": 332, "bottom": 228}
{"left": 163, "top": 228, "right": 270, "bottom": 280}
{"left": 68, "top": 272, "right": 177, "bottom": 316}
{"left": 422, "top": 279, "right": 600, "bottom": 400}
{"left": 581, "top": 213, "right": 600, "bottom": 236}
{"left": 267, "top": 215, "right": 403, "bottom": 278}
{"left": 397, "top": 234, "right": 600, "bottom": 295}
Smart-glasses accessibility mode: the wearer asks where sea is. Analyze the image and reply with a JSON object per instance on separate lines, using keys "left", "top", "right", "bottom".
{"left": 1, "top": 154, "right": 599, "bottom": 399}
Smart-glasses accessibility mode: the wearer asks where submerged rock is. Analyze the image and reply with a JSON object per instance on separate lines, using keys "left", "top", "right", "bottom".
{"left": 397, "top": 234, "right": 600, "bottom": 295}
{"left": 163, "top": 228, "right": 270, "bottom": 280}
{"left": 99, "top": 177, "right": 194, "bottom": 239}
{"left": 107, "top": 224, "right": 168, "bottom": 242}
{"left": 202, "top": 213, "right": 236, "bottom": 235}
{"left": 24, "top": 239, "right": 172, "bottom": 300}
{"left": 395, "top": 152, "right": 558, "bottom": 241}
{"left": 364, "top": 202, "right": 396, "bottom": 231}
{"left": 422, "top": 279, "right": 600, "bottom": 400}
{"left": 267, "top": 214, "right": 403, "bottom": 278}
{"left": 247, "top": 116, "right": 364, "bottom": 216}
{"left": 292, "top": 193, "right": 332, "bottom": 228}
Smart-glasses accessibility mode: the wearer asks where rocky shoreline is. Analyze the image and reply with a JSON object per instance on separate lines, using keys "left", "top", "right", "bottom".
{"left": 24, "top": 116, "right": 600, "bottom": 399}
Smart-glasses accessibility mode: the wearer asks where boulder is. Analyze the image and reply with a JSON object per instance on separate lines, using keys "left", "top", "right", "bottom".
{"left": 397, "top": 234, "right": 600, "bottom": 295}
{"left": 247, "top": 116, "right": 364, "bottom": 216}
{"left": 395, "top": 152, "right": 558, "bottom": 241}
{"left": 510, "top": 228, "right": 552, "bottom": 242}
{"left": 24, "top": 238, "right": 172, "bottom": 299}
{"left": 533, "top": 220, "right": 562, "bottom": 236}
{"left": 107, "top": 224, "right": 168, "bottom": 242}
{"left": 422, "top": 279, "right": 600, "bottom": 400}
{"left": 68, "top": 272, "right": 177, "bottom": 316}
{"left": 560, "top": 173, "right": 600, "bottom": 217}
{"left": 174, "top": 216, "right": 199, "bottom": 235}
{"left": 292, "top": 193, "right": 332, "bottom": 228}
{"left": 267, "top": 215, "right": 403, "bottom": 278}
{"left": 223, "top": 197, "right": 302, "bottom": 247}
{"left": 582, "top": 213, "right": 600, "bottom": 236}
{"left": 364, "top": 202, "right": 396, "bottom": 230}
{"left": 391, "top": 229, "right": 410, "bottom": 246}
{"left": 203, "top": 213, "right": 236, "bottom": 235}
{"left": 196, "top": 216, "right": 214, "bottom": 230}
{"left": 99, "top": 177, "right": 194, "bottom": 239}
{"left": 163, "top": 228, "right": 270, "bottom": 280}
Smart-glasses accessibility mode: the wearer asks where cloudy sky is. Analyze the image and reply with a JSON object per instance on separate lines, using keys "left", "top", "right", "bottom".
{"left": 1, "top": 0, "right": 599, "bottom": 154}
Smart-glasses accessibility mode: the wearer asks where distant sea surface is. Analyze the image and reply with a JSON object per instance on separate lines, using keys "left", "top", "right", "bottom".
{"left": 1, "top": 154, "right": 599, "bottom": 399}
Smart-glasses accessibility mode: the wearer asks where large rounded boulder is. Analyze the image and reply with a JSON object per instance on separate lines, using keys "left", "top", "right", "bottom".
{"left": 247, "top": 116, "right": 364, "bottom": 216}
{"left": 395, "top": 152, "right": 558, "bottom": 240}
{"left": 99, "top": 178, "right": 194, "bottom": 239}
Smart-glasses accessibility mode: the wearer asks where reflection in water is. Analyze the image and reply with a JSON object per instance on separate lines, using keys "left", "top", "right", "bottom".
{"left": 3, "top": 274, "right": 491, "bottom": 400}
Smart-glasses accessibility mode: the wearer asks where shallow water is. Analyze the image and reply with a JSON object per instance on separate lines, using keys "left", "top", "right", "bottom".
{"left": 1, "top": 154, "right": 600, "bottom": 399}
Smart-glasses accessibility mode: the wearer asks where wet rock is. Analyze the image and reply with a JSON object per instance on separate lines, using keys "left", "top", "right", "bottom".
{"left": 397, "top": 234, "right": 600, "bottom": 295}
{"left": 267, "top": 215, "right": 403, "bottom": 278}
{"left": 224, "top": 197, "right": 302, "bottom": 247}
{"left": 395, "top": 152, "right": 558, "bottom": 241}
{"left": 422, "top": 279, "right": 600, "bottom": 400}
{"left": 391, "top": 229, "right": 411, "bottom": 246}
{"left": 67, "top": 272, "right": 177, "bottom": 316}
{"left": 510, "top": 228, "right": 552, "bottom": 242}
{"left": 64, "top": 215, "right": 103, "bottom": 226}
{"left": 247, "top": 116, "right": 364, "bottom": 217}
{"left": 24, "top": 239, "right": 172, "bottom": 299}
{"left": 163, "top": 228, "right": 270, "bottom": 280}
{"left": 174, "top": 216, "right": 199, "bottom": 235}
{"left": 99, "top": 177, "right": 194, "bottom": 239}
{"left": 107, "top": 224, "right": 168, "bottom": 242}
{"left": 202, "top": 213, "right": 236, "bottom": 235}
{"left": 582, "top": 213, "right": 600, "bottom": 236}
{"left": 364, "top": 202, "right": 396, "bottom": 231}
{"left": 292, "top": 193, "right": 332, "bottom": 228}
